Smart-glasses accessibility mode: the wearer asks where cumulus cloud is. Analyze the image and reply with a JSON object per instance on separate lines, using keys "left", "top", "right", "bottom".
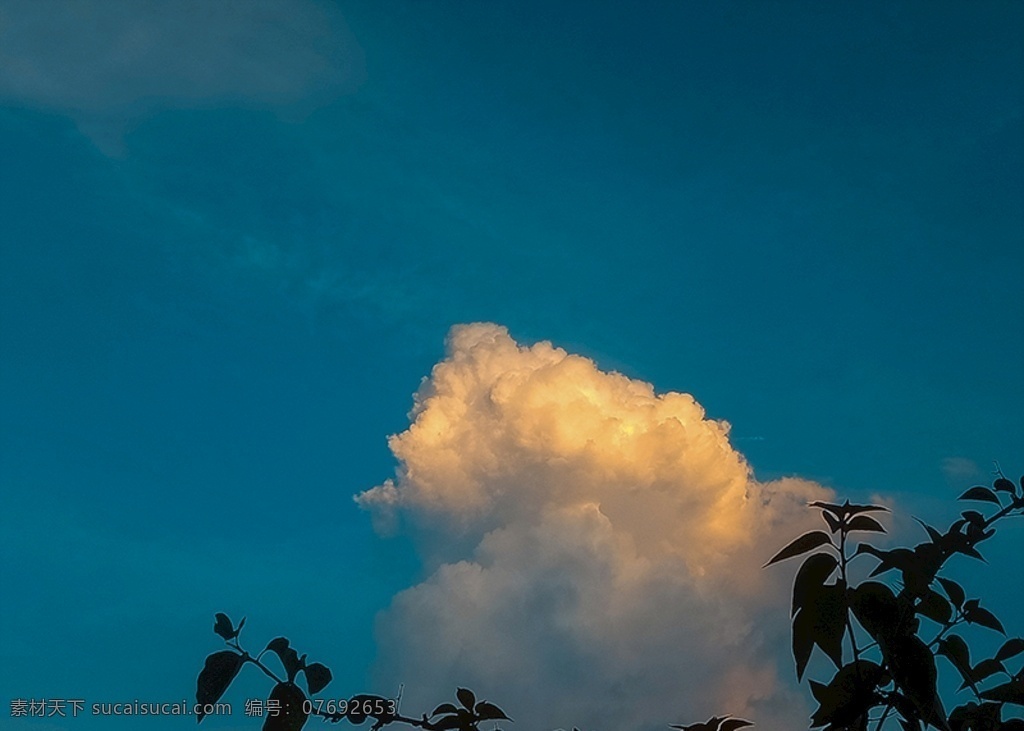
{"left": 0, "top": 0, "right": 364, "bottom": 153}
{"left": 357, "top": 324, "right": 834, "bottom": 731}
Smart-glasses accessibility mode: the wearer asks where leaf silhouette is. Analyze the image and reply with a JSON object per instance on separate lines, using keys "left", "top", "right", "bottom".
{"left": 809, "top": 500, "right": 889, "bottom": 520}
{"left": 886, "top": 636, "right": 948, "bottom": 731}
{"left": 898, "top": 717, "right": 922, "bottom": 731}
{"left": 213, "top": 613, "right": 237, "bottom": 641}
{"left": 996, "top": 638, "right": 1024, "bottom": 662}
{"left": 992, "top": 477, "right": 1016, "bottom": 493}
{"left": 302, "top": 662, "right": 332, "bottom": 695}
{"left": 263, "top": 682, "right": 307, "bottom": 731}
{"left": 914, "top": 518, "right": 944, "bottom": 544}
{"left": 965, "top": 658, "right": 1005, "bottom": 687}
{"left": 863, "top": 547, "right": 915, "bottom": 577}
{"left": 845, "top": 515, "right": 886, "bottom": 533}
{"left": 764, "top": 531, "right": 834, "bottom": 567}
{"left": 813, "top": 584, "right": 847, "bottom": 669}
{"left": 792, "top": 583, "right": 845, "bottom": 679}
{"left": 958, "top": 486, "right": 1001, "bottom": 505}
{"left": 456, "top": 688, "right": 476, "bottom": 711}
{"left": 718, "top": 719, "right": 754, "bottom": 731}
{"left": 978, "top": 678, "right": 1024, "bottom": 706}
{"left": 670, "top": 715, "right": 751, "bottom": 731}
{"left": 938, "top": 635, "right": 974, "bottom": 690}
{"left": 965, "top": 604, "right": 1006, "bottom": 634}
{"left": 820, "top": 510, "right": 843, "bottom": 533}
{"left": 792, "top": 553, "right": 838, "bottom": 617}
{"left": 474, "top": 701, "right": 510, "bottom": 720}
{"left": 266, "top": 638, "right": 303, "bottom": 681}
{"left": 808, "top": 660, "right": 885, "bottom": 729}
{"left": 849, "top": 581, "right": 911, "bottom": 643}
{"left": 937, "top": 577, "right": 966, "bottom": 609}
{"left": 792, "top": 608, "right": 814, "bottom": 681}
{"left": 916, "top": 589, "right": 952, "bottom": 625}
{"left": 961, "top": 510, "right": 986, "bottom": 526}
{"left": 431, "top": 703, "right": 458, "bottom": 717}
{"left": 344, "top": 695, "right": 370, "bottom": 725}
{"left": 196, "top": 651, "right": 243, "bottom": 722}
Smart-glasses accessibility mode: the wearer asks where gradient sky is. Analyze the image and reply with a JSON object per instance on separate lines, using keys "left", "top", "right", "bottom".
{"left": 1, "top": 2, "right": 1022, "bottom": 731}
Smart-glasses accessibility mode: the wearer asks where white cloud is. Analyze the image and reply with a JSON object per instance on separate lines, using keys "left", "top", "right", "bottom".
{"left": 941, "top": 456, "right": 981, "bottom": 482}
{"left": 357, "top": 324, "right": 834, "bottom": 731}
{"left": 0, "top": 0, "right": 364, "bottom": 153}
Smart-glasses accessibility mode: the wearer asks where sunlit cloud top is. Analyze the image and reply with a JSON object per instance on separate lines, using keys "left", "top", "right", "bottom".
{"left": 358, "top": 324, "right": 834, "bottom": 730}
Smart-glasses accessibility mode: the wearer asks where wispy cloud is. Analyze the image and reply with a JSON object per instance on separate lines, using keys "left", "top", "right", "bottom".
{"left": 0, "top": 0, "right": 364, "bottom": 153}
{"left": 358, "top": 324, "right": 834, "bottom": 731}
{"left": 941, "top": 457, "right": 981, "bottom": 483}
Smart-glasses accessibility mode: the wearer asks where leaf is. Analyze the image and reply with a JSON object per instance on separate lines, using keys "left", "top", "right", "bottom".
{"left": 916, "top": 589, "right": 952, "bottom": 625}
{"left": 764, "top": 531, "right": 834, "bottom": 567}
{"left": 970, "top": 658, "right": 1005, "bottom": 684}
{"left": 813, "top": 584, "right": 847, "bottom": 670}
{"left": 792, "top": 606, "right": 815, "bottom": 682}
{"left": 887, "top": 635, "right": 947, "bottom": 731}
{"left": 344, "top": 695, "right": 373, "bottom": 725}
{"left": 821, "top": 510, "right": 843, "bottom": 533}
{"left": 965, "top": 605, "right": 1006, "bottom": 634}
{"left": 456, "top": 687, "right": 476, "bottom": 711}
{"left": 914, "top": 518, "right": 944, "bottom": 544}
{"left": 669, "top": 716, "right": 729, "bottom": 731}
{"left": 845, "top": 502, "right": 890, "bottom": 516}
{"left": 213, "top": 613, "right": 237, "bottom": 641}
{"left": 888, "top": 692, "right": 921, "bottom": 727}
{"left": 810, "top": 501, "right": 846, "bottom": 519}
{"left": 810, "top": 501, "right": 889, "bottom": 522}
{"left": 474, "top": 701, "right": 510, "bottom": 721}
{"left": 958, "top": 543, "right": 987, "bottom": 563}
{"left": 302, "top": 663, "right": 332, "bottom": 695}
{"left": 979, "top": 678, "right": 1024, "bottom": 706}
{"left": 864, "top": 547, "right": 916, "bottom": 578}
{"left": 263, "top": 682, "right": 308, "bottom": 731}
{"left": 431, "top": 704, "right": 458, "bottom": 717}
{"left": 266, "top": 638, "right": 303, "bottom": 681}
{"left": 432, "top": 714, "right": 463, "bottom": 730}
{"left": 899, "top": 718, "right": 922, "bottom": 731}
{"left": 808, "top": 660, "right": 885, "bottom": 729}
{"left": 793, "top": 583, "right": 846, "bottom": 679}
{"left": 937, "top": 577, "right": 966, "bottom": 609}
{"left": 792, "top": 553, "right": 838, "bottom": 617}
{"left": 267, "top": 637, "right": 290, "bottom": 653}
{"left": 196, "top": 651, "right": 244, "bottom": 723}
{"left": 938, "top": 635, "right": 973, "bottom": 689}
{"left": 849, "top": 581, "right": 912, "bottom": 643}
{"left": 958, "top": 487, "right": 1001, "bottom": 505}
{"left": 996, "top": 638, "right": 1024, "bottom": 662}
{"left": 993, "top": 478, "right": 1016, "bottom": 493}
{"left": 718, "top": 718, "right": 754, "bottom": 731}
{"left": 845, "top": 515, "right": 886, "bottom": 533}
{"left": 961, "top": 510, "right": 986, "bottom": 526}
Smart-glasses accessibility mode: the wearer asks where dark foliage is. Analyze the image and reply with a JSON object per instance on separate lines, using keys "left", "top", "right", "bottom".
{"left": 197, "top": 470, "right": 1023, "bottom": 731}
{"left": 764, "top": 471, "right": 1024, "bottom": 731}
{"left": 194, "top": 613, "right": 510, "bottom": 730}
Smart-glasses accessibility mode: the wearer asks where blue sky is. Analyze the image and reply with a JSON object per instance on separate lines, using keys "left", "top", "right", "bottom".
{"left": 1, "top": 2, "right": 1021, "bottom": 730}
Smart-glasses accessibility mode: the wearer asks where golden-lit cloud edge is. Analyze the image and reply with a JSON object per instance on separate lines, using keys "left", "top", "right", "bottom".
{"left": 358, "top": 323, "right": 836, "bottom": 731}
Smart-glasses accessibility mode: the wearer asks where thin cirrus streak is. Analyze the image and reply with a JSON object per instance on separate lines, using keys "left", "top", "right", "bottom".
{"left": 357, "top": 323, "right": 835, "bottom": 731}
